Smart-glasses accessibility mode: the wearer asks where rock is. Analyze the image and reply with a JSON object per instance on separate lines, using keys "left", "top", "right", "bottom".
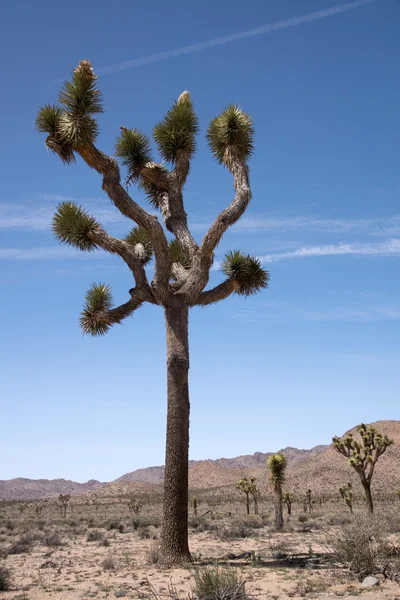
{"left": 361, "top": 576, "right": 380, "bottom": 588}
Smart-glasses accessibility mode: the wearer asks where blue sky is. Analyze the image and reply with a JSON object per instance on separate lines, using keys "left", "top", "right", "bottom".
{"left": 1, "top": 0, "right": 399, "bottom": 482}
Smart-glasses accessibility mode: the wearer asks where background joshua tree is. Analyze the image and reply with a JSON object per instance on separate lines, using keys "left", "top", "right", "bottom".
{"left": 267, "top": 453, "right": 287, "bottom": 531}
{"left": 58, "top": 494, "right": 71, "bottom": 518}
{"left": 304, "top": 488, "right": 313, "bottom": 515}
{"left": 35, "top": 60, "right": 268, "bottom": 565}
{"left": 249, "top": 480, "right": 261, "bottom": 515}
{"left": 339, "top": 482, "right": 354, "bottom": 514}
{"left": 127, "top": 496, "right": 142, "bottom": 515}
{"left": 192, "top": 496, "right": 198, "bottom": 516}
{"left": 282, "top": 491, "right": 294, "bottom": 516}
{"left": 236, "top": 477, "right": 257, "bottom": 515}
{"left": 333, "top": 423, "right": 393, "bottom": 514}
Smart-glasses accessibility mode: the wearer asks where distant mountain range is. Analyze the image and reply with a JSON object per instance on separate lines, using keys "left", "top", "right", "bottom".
{"left": 2, "top": 420, "right": 399, "bottom": 500}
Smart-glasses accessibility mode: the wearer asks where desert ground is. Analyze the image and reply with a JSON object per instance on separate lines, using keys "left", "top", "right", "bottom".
{"left": 1, "top": 491, "right": 400, "bottom": 600}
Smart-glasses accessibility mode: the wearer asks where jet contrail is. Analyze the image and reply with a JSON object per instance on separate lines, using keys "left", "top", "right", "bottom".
{"left": 97, "top": 0, "right": 378, "bottom": 75}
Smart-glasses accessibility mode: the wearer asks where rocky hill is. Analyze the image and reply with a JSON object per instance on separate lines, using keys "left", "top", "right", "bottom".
{"left": 2, "top": 421, "right": 399, "bottom": 500}
{"left": 0, "top": 478, "right": 106, "bottom": 501}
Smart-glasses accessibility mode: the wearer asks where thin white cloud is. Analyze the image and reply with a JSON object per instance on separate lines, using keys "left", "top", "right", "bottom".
{"left": 259, "top": 239, "right": 400, "bottom": 263}
{"left": 97, "top": 0, "right": 377, "bottom": 74}
{"left": 0, "top": 197, "right": 126, "bottom": 231}
{"left": 235, "top": 214, "right": 400, "bottom": 237}
{"left": 0, "top": 247, "right": 90, "bottom": 260}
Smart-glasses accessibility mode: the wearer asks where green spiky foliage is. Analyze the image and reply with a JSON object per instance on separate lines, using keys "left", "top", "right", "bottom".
{"left": 339, "top": 483, "right": 354, "bottom": 513}
{"left": 36, "top": 60, "right": 102, "bottom": 160}
{"left": 333, "top": 424, "right": 393, "bottom": 514}
{"left": 125, "top": 226, "right": 153, "bottom": 264}
{"left": 80, "top": 283, "right": 113, "bottom": 336}
{"left": 267, "top": 454, "right": 287, "bottom": 488}
{"left": 52, "top": 202, "right": 100, "bottom": 251}
{"left": 169, "top": 239, "right": 191, "bottom": 269}
{"left": 153, "top": 91, "right": 199, "bottom": 164}
{"left": 115, "top": 128, "right": 153, "bottom": 184}
{"left": 57, "top": 60, "right": 102, "bottom": 146}
{"left": 221, "top": 250, "right": 268, "bottom": 296}
{"left": 207, "top": 105, "right": 254, "bottom": 166}
{"left": 35, "top": 104, "right": 75, "bottom": 163}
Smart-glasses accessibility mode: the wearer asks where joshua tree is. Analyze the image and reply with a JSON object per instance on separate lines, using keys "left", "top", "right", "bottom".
{"left": 127, "top": 496, "right": 142, "bottom": 515}
{"left": 192, "top": 496, "right": 198, "bottom": 517}
{"left": 333, "top": 423, "right": 393, "bottom": 514}
{"left": 35, "top": 503, "right": 44, "bottom": 517}
{"left": 304, "top": 488, "right": 313, "bottom": 515}
{"left": 267, "top": 453, "right": 287, "bottom": 531}
{"left": 249, "top": 481, "right": 261, "bottom": 515}
{"left": 283, "top": 491, "right": 294, "bottom": 516}
{"left": 339, "top": 482, "right": 354, "bottom": 514}
{"left": 58, "top": 494, "right": 71, "bottom": 518}
{"left": 35, "top": 60, "right": 268, "bottom": 565}
{"left": 236, "top": 477, "right": 257, "bottom": 515}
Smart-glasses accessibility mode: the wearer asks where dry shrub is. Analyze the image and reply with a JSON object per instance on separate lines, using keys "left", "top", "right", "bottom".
{"left": 86, "top": 529, "right": 104, "bottom": 542}
{"left": 192, "top": 565, "right": 251, "bottom": 600}
{"left": 146, "top": 541, "right": 161, "bottom": 565}
{"left": 326, "top": 513, "right": 391, "bottom": 579}
{"left": 102, "top": 553, "right": 116, "bottom": 571}
{"left": 0, "top": 566, "right": 12, "bottom": 591}
{"left": 8, "top": 536, "right": 32, "bottom": 555}
{"left": 44, "top": 531, "right": 64, "bottom": 547}
{"left": 218, "top": 520, "right": 252, "bottom": 540}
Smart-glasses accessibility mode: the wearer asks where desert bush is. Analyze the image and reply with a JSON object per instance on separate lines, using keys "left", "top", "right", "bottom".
{"left": 86, "top": 529, "right": 104, "bottom": 542}
{"left": 290, "top": 576, "right": 329, "bottom": 597}
{"left": 100, "top": 537, "right": 110, "bottom": 547}
{"left": 298, "top": 514, "right": 308, "bottom": 523}
{"left": 189, "top": 517, "right": 218, "bottom": 533}
{"left": 0, "top": 566, "right": 12, "bottom": 591}
{"left": 218, "top": 520, "right": 252, "bottom": 540}
{"left": 44, "top": 531, "right": 64, "bottom": 547}
{"left": 106, "top": 520, "right": 124, "bottom": 533}
{"left": 137, "top": 525, "right": 152, "bottom": 540}
{"left": 192, "top": 565, "right": 250, "bottom": 600}
{"left": 326, "top": 514, "right": 352, "bottom": 527}
{"left": 132, "top": 516, "right": 161, "bottom": 530}
{"left": 8, "top": 536, "right": 32, "bottom": 555}
{"left": 146, "top": 541, "right": 161, "bottom": 565}
{"left": 326, "top": 514, "right": 391, "bottom": 579}
{"left": 102, "top": 553, "right": 116, "bottom": 571}
{"left": 385, "top": 513, "right": 400, "bottom": 533}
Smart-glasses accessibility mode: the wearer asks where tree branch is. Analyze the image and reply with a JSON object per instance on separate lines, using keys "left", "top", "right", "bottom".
{"left": 99, "top": 288, "right": 145, "bottom": 326}
{"left": 198, "top": 159, "right": 250, "bottom": 264}
{"left": 76, "top": 143, "right": 171, "bottom": 302}
{"left": 194, "top": 280, "right": 236, "bottom": 306}
{"left": 88, "top": 229, "right": 150, "bottom": 290}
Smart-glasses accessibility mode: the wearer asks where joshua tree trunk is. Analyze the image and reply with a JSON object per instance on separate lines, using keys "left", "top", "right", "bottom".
{"left": 361, "top": 476, "right": 374, "bottom": 514}
{"left": 274, "top": 486, "right": 284, "bottom": 531}
{"left": 253, "top": 496, "right": 259, "bottom": 515}
{"left": 246, "top": 493, "right": 250, "bottom": 515}
{"left": 161, "top": 302, "right": 192, "bottom": 564}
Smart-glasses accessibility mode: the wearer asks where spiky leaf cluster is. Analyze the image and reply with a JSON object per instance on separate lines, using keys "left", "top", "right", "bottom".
{"left": 53, "top": 202, "right": 101, "bottom": 251}
{"left": 115, "top": 129, "right": 153, "bottom": 184}
{"left": 267, "top": 454, "right": 287, "bottom": 487}
{"left": 153, "top": 92, "right": 199, "bottom": 164}
{"left": 169, "top": 239, "right": 191, "bottom": 269}
{"left": 236, "top": 476, "right": 257, "bottom": 495}
{"left": 35, "top": 105, "right": 75, "bottom": 163}
{"left": 80, "top": 283, "right": 113, "bottom": 336}
{"left": 221, "top": 250, "right": 269, "bottom": 296}
{"left": 36, "top": 61, "right": 102, "bottom": 160}
{"left": 125, "top": 226, "right": 153, "bottom": 264}
{"left": 207, "top": 105, "right": 254, "bottom": 166}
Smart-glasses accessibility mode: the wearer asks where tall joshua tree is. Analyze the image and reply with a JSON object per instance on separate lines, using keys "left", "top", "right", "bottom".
{"left": 267, "top": 453, "right": 287, "bottom": 531}
{"left": 236, "top": 477, "right": 257, "bottom": 515}
{"left": 35, "top": 60, "right": 269, "bottom": 565}
{"left": 333, "top": 423, "right": 393, "bottom": 514}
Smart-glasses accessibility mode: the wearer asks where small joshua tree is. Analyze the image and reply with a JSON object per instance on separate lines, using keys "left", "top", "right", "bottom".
{"left": 58, "top": 494, "right": 71, "bottom": 518}
{"left": 127, "top": 496, "right": 142, "bottom": 515}
{"left": 333, "top": 423, "right": 393, "bottom": 514}
{"left": 304, "top": 488, "right": 313, "bottom": 515}
{"left": 339, "top": 482, "right": 354, "bottom": 514}
{"left": 36, "top": 60, "right": 268, "bottom": 566}
{"left": 249, "top": 481, "right": 261, "bottom": 515}
{"left": 283, "top": 491, "right": 294, "bottom": 516}
{"left": 35, "top": 503, "right": 44, "bottom": 517}
{"left": 267, "top": 454, "right": 287, "bottom": 531}
{"left": 236, "top": 477, "right": 257, "bottom": 515}
{"left": 192, "top": 496, "right": 198, "bottom": 516}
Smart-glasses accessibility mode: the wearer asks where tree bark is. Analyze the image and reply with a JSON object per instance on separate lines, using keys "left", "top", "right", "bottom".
{"left": 361, "top": 478, "right": 374, "bottom": 514}
{"left": 161, "top": 302, "right": 192, "bottom": 565}
{"left": 246, "top": 493, "right": 250, "bottom": 515}
{"left": 274, "top": 486, "right": 284, "bottom": 531}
